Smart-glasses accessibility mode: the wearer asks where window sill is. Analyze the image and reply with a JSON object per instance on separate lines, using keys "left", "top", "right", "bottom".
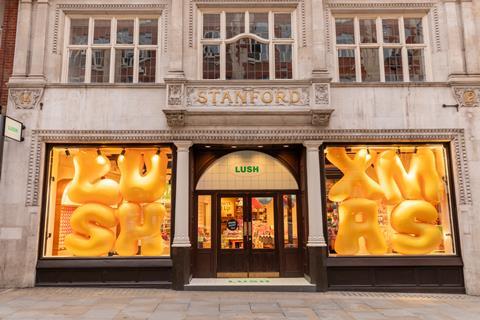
{"left": 46, "top": 83, "right": 166, "bottom": 89}
{"left": 331, "top": 81, "right": 449, "bottom": 88}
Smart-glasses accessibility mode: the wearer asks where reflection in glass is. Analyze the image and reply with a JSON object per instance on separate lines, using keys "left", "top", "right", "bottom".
{"left": 226, "top": 13, "right": 245, "bottom": 38}
{"left": 226, "top": 38, "right": 269, "bottom": 80}
{"left": 203, "top": 14, "right": 221, "bottom": 39}
{"left": 384, "top": 48, "right": 403, "bottom": 81}
{"left": 274, "top": 13, "right": 291, "bottom": 38}
{"left": 338, "top": 49, "right": 356, "bottom": 82}
{"left": 68, "top": 50, "right": 86, "bottom": 83}
{"left": 360, "top": 19, "right": 377, "bottom": 43}
{"left": 408, "top": 49, "right": 425, "bottom": 82}
{"left": 43, "top": 146, "right": 173, "bottom": 257}
{"left": 382, "top": 19, "right": 400, "bottom": 43}
{"left": 93, "top": 20, "right": 111, "bottom": 44}
{"left": 203, "top": 45, "right": 220, "bottom": 79}
{"left": 197, "top": 195, "right": 212, "bottom": 249}
{"left": 250, "top": 13, "right": 269, "bottom": 39}
{"left": 335, "top": 18, "right": 354, "bottom": 44}
{"left": 139, "top": 19, "right": 158, "bottom": 45}
{"left": 220, "top": 197, "right": 244, "bottom": 249}
{"left": 360, "top": 48, "right": 380, "bottom": 82}
{"left": 117, "top": 20, "right": 134, "bottom": 44}
{"left": 275, "top": 44, "right": 292, "bottom": 79}
{"left": 139, "top": 50, "right": 156, "bottom": 83}
{"left": 404, "top": 18, "right": 423, "bottom": 44}
{"left": 252, "top": 197, "right": 275, "bottom": 249}
{"left": 70, "top": 19, "right": 89, "bottom": 45}
{"left": 91, "top": 49, "right": 110, "bottom": 83}
{"left": 115, "top": 49, "right": 134, "bottom": 83}
{"left": 283, "top": 195, "right": 298, "bottom": 248}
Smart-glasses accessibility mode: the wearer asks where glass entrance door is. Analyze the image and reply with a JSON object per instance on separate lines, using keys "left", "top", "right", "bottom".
{"left": 217, "top": 194, "right": 279, "bottom": 277}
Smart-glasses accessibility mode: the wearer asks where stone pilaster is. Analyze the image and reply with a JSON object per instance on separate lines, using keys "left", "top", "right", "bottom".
{"left": 28, "top": 0, "right": 49, "bottom": 81}
{"left": 167, "top": 0, "right": 185, "bottom": 78}
{"left": 11, "top": 0, "right": 32, "bottom": 79}
{"left": 303, "top": 140, "right": 328, "bottom": 291}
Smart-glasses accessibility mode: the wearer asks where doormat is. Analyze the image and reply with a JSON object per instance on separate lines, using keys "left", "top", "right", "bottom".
{"left": 227, "top": 279, "right": 272, "bottom": 284}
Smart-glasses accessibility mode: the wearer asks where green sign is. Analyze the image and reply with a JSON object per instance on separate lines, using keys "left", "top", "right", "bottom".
{"left": 235, "top": 165, "right": 259, "bottom": 173}
{"left": 4, "top": 116, "right": 24, "bottom": 142}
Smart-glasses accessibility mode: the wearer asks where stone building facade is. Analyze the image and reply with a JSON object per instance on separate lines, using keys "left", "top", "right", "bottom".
{"left": 0, "top": 0, "right": 480, "bottom": 294}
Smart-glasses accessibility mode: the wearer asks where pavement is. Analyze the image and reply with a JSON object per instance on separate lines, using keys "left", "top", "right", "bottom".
{"left": 0, "top": 287, "right": 479, "bottom": 320}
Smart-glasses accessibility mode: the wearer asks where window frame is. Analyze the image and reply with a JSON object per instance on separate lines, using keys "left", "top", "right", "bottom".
{"left": 197, "top": 8, "right": 297, "bottom": 80}
{"left": 332, "top": 14, "right": 432, "bottom": 83}
{"left": 62, "top": 15, "right": 162, "bottom": 84}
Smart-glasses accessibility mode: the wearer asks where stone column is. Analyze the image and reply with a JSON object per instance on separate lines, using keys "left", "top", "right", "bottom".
{"left": 172, "top": 141, "right": 192, "bottom": 290}
{"left": 310, "top": 0, "right": 329, "bottom": 77}
{"left": 11, "top": 0, "right": 33, "bottom": 78}
{"left": 459, "top": 0, "right": 480, "bottom": 74}
{"left": 168, "top": 0, "right": 184, "bottom": 77}
{"left": 29, "top": 0, "right": 49, "bottom": 80}
{"left": 444, "top": 0, "right": 466, "bottom": 76}
{"left": 303, "top": 141, "right": 328, "bottom": 291}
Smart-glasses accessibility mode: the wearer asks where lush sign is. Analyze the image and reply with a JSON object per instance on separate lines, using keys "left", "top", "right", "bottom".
{"left": 234, "top": 165, "right": 259, "bottom": 173}
{"left": 3, "top": 116, "right": 24, "bottom": 142}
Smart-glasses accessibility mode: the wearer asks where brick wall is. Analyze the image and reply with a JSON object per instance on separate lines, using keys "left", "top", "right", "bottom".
{"left": 0, "top": 0, "right": 18, "bottom": 114}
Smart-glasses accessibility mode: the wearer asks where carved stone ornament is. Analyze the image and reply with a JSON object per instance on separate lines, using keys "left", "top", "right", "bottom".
{"left": 314, "top": 83, "right": 330, "bottom": 105}
{"left": 163, "top": 109, "right": 186, "bottom": 127}
{"left": 453, "top": 87, "right": 480, "bottom": 108}
{"left": 311, "top": 109, "right": 334, "bottom": 126}
{"left": 9, "top": 88, "right": 44, "bottom": 109}
{"left": 167, "top": 84, "right": 184, "bottom": 107}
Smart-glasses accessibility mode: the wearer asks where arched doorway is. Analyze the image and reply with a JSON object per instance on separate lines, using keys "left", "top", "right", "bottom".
{"left": 193, "top": 149, "right": 304, "bottom": 278}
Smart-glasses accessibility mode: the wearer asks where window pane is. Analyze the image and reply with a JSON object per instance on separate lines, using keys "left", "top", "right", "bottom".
{"left": 335, "top": 18, "right": 354, "bottom": 44}
{"left": 283, "top": 195, "right": 298, "bottom": 248}
{"left": 360, "top": 48, "right": 380, "bottom": 82}
{"left": 226, "top": 38, "right": 269, "bottom": 80}
{"left": 274, "top": 13, "right": 292, "bottom": 38}
{"left": 325, "top": 145, "right": 455, "bottom": 256}
{"left": 139, "top": 19, "right": 158, "bottom": 45}
{"left": 139, "top": 50, "right": 156, "bottom": 83}
{"left": 91, "top": 49, "right": 110, "bottom": 83}
{"left": 382, "top": 19, "right": 400, "bottom": 43}
{"left": 203, "top": 14, "right": 220, "bottom": 39}
{"left": 337, "top": 49, "right": 356, "bottom": 82}
{"left": 70, "top": 19, "right": 89, "bottom": 45}
{"left": 197, "top": 195, "right": 212, "bottom": 249}
{"left": 68, "top": 50, "right": 86, "bottom": 83}
{"left": 117, "top": 20, "right": 134, "bottom": 44}
{"left": 93, "top": 20, "right": 111, "bottom": 44}
{"left": 250, "top": 13, "right": 269, "bottom": 39}
{"left": 220, "top": 197, "right": 244, "bottom": 249}
{"left": 203, "top": 45, "right": 220, "bottom": 79}
{"left": 408, "top": 49, "right": 425, "bottom": 82}
{"left": 384, "top": 48, "right": 403, "bottom": 81}
{"left": 42, "top": 146, "right": 173, "bottom": 257}
{"left": 226, "top": 13, "right": 245, "bottom": 39}
{"left": 360, "top": 19, "right": 377, "bottom": 43}
{"left": 115, "top": 49, "right": 134, "bottom": 83}
{"left": 404, "top": 18, "right": 423, "bottom": 44}
{"left": 252, "top": 197, "right": 275, "bottom": 249}
{"left": 275, "top": 44, "right": 292, "bottom": 79}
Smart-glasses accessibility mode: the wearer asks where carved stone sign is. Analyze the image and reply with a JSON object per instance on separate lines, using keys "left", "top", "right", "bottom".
{"left": 9, "top": 88, "right": 44, "bottom": 109}
{"left": 186, "top": 87, "right": 310, "bottom": 107}
{"left": 453, "top": 87, "right": 480, "bottom": 108}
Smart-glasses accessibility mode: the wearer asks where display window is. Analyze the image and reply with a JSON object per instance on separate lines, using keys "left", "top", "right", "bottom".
{"left": 324, "top": 144, "right": 455, "bottom": 256}
{"left": 42, "top": 146, "right": 173, "bottom": 258}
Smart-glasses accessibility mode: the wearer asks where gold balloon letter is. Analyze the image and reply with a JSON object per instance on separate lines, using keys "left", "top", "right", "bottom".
{"left": 391, "top": 200, "right": 442, "bottom": 255}
{"left": 375, "top": 148, "right": 444, "bottom": 205}
{"left": 115, "top": 202, "right": 166, "bottom": 256}
{"left": 64, "top": 204, "right": 117, "bottom": 256}
{"left": 326, "top": 148, "right": 383, "bottom": 202}
{"left": 67, "top": 150, "right": 122, "bottom": 206}
{"left": 118, "top": 150, "right": 168, "bottom": 203}
{"left": 335, "top": 198, "right": 387, "bottom": 255}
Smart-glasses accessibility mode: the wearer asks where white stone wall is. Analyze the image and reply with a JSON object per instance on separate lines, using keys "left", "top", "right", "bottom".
{"left": 1, "top": 0, "right": 479, "bottom": 294}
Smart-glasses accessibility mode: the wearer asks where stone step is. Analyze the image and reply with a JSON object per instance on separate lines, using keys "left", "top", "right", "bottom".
{"left": 185, "top": 277, "right": 316, "bottom": 292}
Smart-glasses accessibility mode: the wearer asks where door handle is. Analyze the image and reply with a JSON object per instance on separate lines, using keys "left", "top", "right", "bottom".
{"left": 248, "top": 221, "right": 252, "bottom": 240}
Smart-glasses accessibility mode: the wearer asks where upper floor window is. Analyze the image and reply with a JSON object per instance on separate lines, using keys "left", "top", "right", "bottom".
{"left": 65, "top": 16, "right": 160, "bottom": 84}
{"left": 334, "top": 16, "right": 428, "bottom": 83}
{"left": 200, "top": 10, "right": 295, "bottom": 80}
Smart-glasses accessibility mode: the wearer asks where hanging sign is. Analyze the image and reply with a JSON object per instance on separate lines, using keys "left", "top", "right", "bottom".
{"left": 3, "top": 116, "right": 24, "bottom": 142}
